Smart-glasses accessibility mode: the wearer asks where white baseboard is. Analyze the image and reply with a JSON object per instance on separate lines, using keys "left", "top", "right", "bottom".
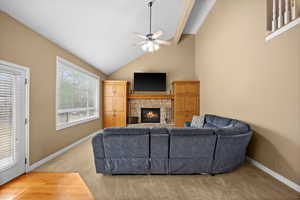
{"left": 28, "top": 130, "right": 101, "bottom": 172}
{"left": 247, "top": 157, "right": 300, "bottom": 193}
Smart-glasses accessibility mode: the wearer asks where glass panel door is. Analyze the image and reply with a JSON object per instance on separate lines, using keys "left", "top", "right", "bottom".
{"left": 0, "top": 62, "right": 27, "bottom": 185}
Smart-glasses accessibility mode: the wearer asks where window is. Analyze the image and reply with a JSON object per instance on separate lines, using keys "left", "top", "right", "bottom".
{"left": 56, "top": 57, "right": 99, "bottom": 130}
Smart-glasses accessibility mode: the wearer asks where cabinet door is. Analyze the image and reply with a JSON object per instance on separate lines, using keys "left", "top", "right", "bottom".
{"left": 104, "top": 96, "right": 113, "bottom": 112}
{"left": 185, "top": 83, "right": 199, "bottom": 95}
{"left": 114, "top": 112, "right": 126, "bottom": 127}
{"left": 114, "top": 84, "right": 126, "bottom": 97}
{"left": 104, "top": 84, "right": 114, "bottom": 97}
{"left": 175, "top": 109, "right": 198, "bottom": 127}
{"left": 174, "top": 111, "right": 190, "bottom": 127}
{"left": 103, "top": 81, "right": 127, "bottom": 128}
{"left": 113, "top": 96, "right": 126, "bottom": 112}
{"left": 174, "top": 83, "right": 199, "bottom": 96}
{"left": 103, "top": 112, "right": 114, "bottom": 128}
{"left": 185, "top": 111, "right": 195, "bottom": 123}
{"left": 174, "top": 96, "right": 185, "bottom": 111}
{"left": 174, "top": 84, "right": 186, "bottom": 95}
{"left": 184, "top": 96, "right": 198, "bottom": 112}
{"left": 173, "top": 82, "right": 199, "bottom": 127}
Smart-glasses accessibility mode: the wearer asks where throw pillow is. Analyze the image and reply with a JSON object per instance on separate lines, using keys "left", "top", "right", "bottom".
{"left": 191, "top": 115, "right": 205, "bottom": 128}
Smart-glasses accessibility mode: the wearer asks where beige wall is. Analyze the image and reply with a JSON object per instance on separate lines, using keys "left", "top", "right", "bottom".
{"left": 0, "top": 12, "right": 106, "bottom": 164}
{"left": 108, "top": 35, "right": 195, "bottom": 91}
{"left": 195, "top": 0, "right": 300, "bottom": 184}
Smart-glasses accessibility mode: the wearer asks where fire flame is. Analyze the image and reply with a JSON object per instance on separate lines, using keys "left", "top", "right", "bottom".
{"left": 146, "top": 111, "right": 158, "bottom": 119}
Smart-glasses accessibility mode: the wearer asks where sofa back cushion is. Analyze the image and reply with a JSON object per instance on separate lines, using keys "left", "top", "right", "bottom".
{"left": 215, "top": 120, "right": 250, "bottom": 135}
{"left": 150, "top": 127, "right": 169, "bottom": 134}
{"left": 204, "top": 114, "right": 232, "bottom": 128}
{"left": 203, "top": 122, "right": 218, "bottom": 129}
{"left": 169, "top": 128, "right": 214, "bottom": 136}
{"left": 204, "top": 114, "right": 250, "bottom": 135}
{"left": 169, "top": 130, "right": 216, "bottom": 158}
{"left": 103, "top": 128, "right": 149, "bottom": 158}
{"left": 104, "top": 127, "right": 150, "bottom": 135}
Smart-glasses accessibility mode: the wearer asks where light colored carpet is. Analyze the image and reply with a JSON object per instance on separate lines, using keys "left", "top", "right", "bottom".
{"left": 35, "top": 138, "right": 299, "bottom": 200}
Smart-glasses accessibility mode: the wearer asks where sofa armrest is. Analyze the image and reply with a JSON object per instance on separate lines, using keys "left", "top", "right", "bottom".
{"left": 92, "top": 133, "right": 105, "bottom": 158}
{"left": 184, "top": 121, "right": 191, "bottom": 127}
{"left": 92, "top": 132, "right": 107, "bottom": 173}
{"left": 212, "top": 132, "right": 252, "bottom": 173}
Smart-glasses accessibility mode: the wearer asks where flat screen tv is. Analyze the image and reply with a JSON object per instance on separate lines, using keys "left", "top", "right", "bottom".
{"left": 134, "top": 73, "right": 166, "bottom": 91}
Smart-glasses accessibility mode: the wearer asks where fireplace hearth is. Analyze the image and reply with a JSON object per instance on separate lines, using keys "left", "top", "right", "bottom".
{"left": 141, "top": 108, "right": 160, "bottom": 123}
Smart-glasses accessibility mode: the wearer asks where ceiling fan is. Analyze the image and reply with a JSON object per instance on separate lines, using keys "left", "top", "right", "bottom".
{"left": 134, "top": 0, "right": 171, "bottom": 52}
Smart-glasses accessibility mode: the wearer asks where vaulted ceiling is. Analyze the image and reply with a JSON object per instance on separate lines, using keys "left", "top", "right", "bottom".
{"left": 0, "top": 0, "right": 214, "bottom": 74}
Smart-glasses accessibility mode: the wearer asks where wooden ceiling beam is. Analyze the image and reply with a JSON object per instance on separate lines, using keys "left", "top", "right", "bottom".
{"left": 172, "top": 0, "right": 196, "bottom": 44}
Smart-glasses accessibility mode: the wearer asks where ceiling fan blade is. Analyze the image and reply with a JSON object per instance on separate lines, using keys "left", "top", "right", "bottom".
{"left": 134, "top": 41, "right": 147, "bottom": 46}
{"left": 134, "top": 33, "right": 148, "bottom": 40}
{"left": 152, "top": 30, "right": 163, "bottom": 39}
{"left": 155, "top": 39, "right": 171, "bottom": 45}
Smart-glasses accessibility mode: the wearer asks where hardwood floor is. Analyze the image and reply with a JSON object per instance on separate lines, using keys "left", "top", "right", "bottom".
{"left": 0, "top": 172, "right": 94, "bottom": 200}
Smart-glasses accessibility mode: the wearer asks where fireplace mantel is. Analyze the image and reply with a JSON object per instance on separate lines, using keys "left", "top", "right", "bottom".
{"left": 128, "top": 94, "right": 174, "bottom": 100}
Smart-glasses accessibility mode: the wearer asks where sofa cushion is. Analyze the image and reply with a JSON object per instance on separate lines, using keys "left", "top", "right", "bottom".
{"left": 103, "top": 133, "right": 149, "bottom": 158}
{"left": 169, "top": 128, "right": 214, "bottom": 135}
{"left": 230, "top": 120, "right": 250, "bottom": 132}
{"left": 204, "top": 114, "right": 232, "bottom": 128}
{"left": 104, "top": 127, "right": 150, "bottom": 135}
{"left": 150, "top": 127, "right": 169, "bottom": 134}
{"left": 191, "top": 115, "right": 205, "bottom": 128}
{"left": 203, "top": 123, "right": 218, "bottom": 129}
{"left": 216, "top": 120, "right": 250, "bottom": 135}
{"left": 150, "top": 133, "right": 169, "bottom": 158}
{"left": 169, "top": 134, "right": 216, "bottom": 158}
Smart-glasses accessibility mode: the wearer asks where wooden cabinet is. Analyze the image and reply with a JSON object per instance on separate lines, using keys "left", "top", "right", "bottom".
{"left": 173, "top": 81, "right": 200, "bottom": 127}
{"left": 103, "top": 80, "right": 128, "bottom": 128}
{"left": 102, "top": 80, "right": 199, "bottom": 128}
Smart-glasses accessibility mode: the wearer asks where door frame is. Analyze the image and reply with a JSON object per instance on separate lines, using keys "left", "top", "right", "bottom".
{"left": 0, "top": 60, "right": 30, "bottom": 173}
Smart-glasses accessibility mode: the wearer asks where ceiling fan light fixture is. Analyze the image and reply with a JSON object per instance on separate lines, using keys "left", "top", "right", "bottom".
{"left": 134, "top": 0, "right": 169, "bottom": 52}
{"left": 142, "top": 41, "right": 160, "bottom": 52}
{"left": 142, "top": 43, "right": 148, "bottom": 51}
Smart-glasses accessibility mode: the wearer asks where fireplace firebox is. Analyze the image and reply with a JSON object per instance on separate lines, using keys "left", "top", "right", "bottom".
{"left": 141, "top": 108, "right": 160, "bottom": 123}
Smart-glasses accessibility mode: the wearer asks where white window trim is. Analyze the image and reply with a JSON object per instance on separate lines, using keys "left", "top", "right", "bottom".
{"left": 56, "top": 56, "right": 100, "bottom": 131}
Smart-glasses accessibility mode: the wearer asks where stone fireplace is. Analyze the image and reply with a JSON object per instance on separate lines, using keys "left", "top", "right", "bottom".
{"left": 128, "top": 99, "right": 173, "bottom": 125}
{"left": 141, "top": 108, "right": 160, "bottom": 123}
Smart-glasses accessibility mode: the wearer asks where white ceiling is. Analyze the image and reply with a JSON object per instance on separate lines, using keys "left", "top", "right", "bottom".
{"left": 0, "top": 0, "right": 213, "bottom": 75}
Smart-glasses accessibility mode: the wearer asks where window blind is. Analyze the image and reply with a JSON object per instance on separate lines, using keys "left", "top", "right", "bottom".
{"left": 56, "top": 58, "right": 99, "bottom": 130}
{"left": 0, "top": 70, "right": 18, "bottom": 172}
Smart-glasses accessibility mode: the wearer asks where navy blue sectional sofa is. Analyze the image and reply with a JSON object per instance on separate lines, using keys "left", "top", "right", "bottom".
{"left": 92, "top": 114, "right": 252, "bottom": 175}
